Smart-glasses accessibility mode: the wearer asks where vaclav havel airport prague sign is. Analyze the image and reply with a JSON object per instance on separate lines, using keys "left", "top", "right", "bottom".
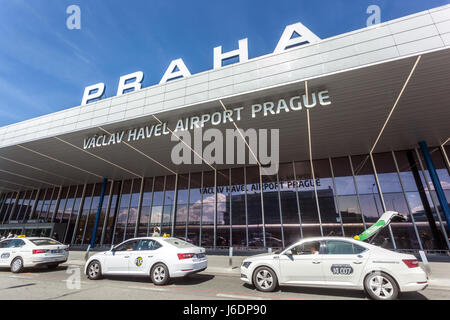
{"left": 83, "top": 90, "right": 332, "bottom": 150}
{"left": 81, "top": 21, "right": 333, "bottom": 150}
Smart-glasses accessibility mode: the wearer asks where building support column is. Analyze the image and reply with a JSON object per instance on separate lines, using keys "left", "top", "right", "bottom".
{"left": 441, "top": 144, "right": 450, "bottom": 175}
{"left": 50, "top": 186, "right": 63, "bottom": 222}
{"left": 134, "top": 178, "right": 145, "bottom": 238}
{"left": 276, "top": 173, "right": 285, "bottom": 248}
{"left": 419, "top": 141, "right": 450, "bottom": 233}
{"left": 100, "top": 181, "right": 115, "bottom": 246}
{"left": 110, "top": 181, "right": 124, "bottom": 245}
{"left": 63, "top": 185, "right": 79, "bottom": 244}
{"left": 348, "top": 156, "right": 367, "bottom": 230}
{"left": 7, "top": 192, "right": 20, "bottom": 223}
{"left": 70, "top": 184, "right": 87, "bottom": 245}
{"left": 243, "top": 166, "right": 249, "bottom": 248}
{"left": 229, "top": 168, "right": 232, "bottom": 248}
{"left": 146, "top": 179, "right": 155, "bottom": 237}
{"left": 391, "top": 150, "right": 424, "bottom": 251}
{"left": 171, "top": 174, "right": 179, "bottom": 237}
{"left": 199, "top": 172, "right": 204, "bottom": 247}
{"left": 292, "top": 161, "right": 303, "bottom": 238}
{"left": 185, "top": 173, "right": 191, "bottom": 241}
{"left": 28, "top": 189, "right": 41, "bottom": 221}
{"left": 213, "top": 170, "right": 217, "bottom": 249}
{"left": 369, "top": 153, "right": 397, "bottom": 250}
{"left": 90, "top": 178, "right": 108, "bottom": 248}
{"left": 259, "top": 167, "right": 266, "bottom": 248}
{"left": 329, "top": 157, "right": 345, "bottom": 236}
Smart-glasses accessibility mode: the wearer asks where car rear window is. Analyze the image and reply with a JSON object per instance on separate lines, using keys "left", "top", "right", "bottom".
{"left": 30, "top": 239, "right": 62, "bottom": 246}
{"left": 163, "top": 238, "right": 195, "bottom": 248}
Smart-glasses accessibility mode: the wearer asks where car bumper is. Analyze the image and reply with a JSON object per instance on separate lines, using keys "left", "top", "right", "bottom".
{"left": 25, "top": 256, "right": 68, "bottom": 267}
{"left": 397, "top": 268, "right": 429, "bottom": 292}
{"left": 400, "top": 282, "right": 428, "bottom": 292}
{"left": 240, "top": 267, "right": 252, "bottom": 284}
{"left": 171, "top": 259, "right": 208, "bottom": 278}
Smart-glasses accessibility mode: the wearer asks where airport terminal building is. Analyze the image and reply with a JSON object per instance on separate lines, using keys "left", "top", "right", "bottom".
{"left": 0, "top": 5, "right": 449, "bottom": 253}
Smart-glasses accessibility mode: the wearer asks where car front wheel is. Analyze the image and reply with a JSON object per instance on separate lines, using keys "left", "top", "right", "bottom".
{"left": 87, "top": 260, "right": 102, "bottom": 280}
{"left": 364, "top": 272, "right": 399, "bottom": 300}
{"left": 253, "top": 266, "right": 278, "bottom": 292}
{"left": 151, "top": 263, "right": 170, "bottom": 286}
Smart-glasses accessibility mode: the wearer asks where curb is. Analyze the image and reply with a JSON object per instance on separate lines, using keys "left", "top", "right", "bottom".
{"left": 427, "top": 280, "right": 450, "bottom": 290}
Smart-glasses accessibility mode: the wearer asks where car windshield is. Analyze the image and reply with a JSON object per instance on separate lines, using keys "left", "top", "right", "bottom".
{"left": 30, "top": 239, "right": 62, "bottom": 246}
{"left": 163, "top": 238, "right": 195, "bottom": 248}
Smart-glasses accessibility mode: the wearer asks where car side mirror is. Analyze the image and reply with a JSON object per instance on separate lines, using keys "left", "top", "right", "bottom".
{"left": 285, "top": 250, "right": 293, "bottom": 256}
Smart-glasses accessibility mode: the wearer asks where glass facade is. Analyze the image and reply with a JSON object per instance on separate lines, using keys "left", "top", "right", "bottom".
{"left": 1, "top": 148, "right": 449, "bottom": 252}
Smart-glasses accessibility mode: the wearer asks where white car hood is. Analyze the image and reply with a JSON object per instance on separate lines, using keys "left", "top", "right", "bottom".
{"left": 244, "top": 253, "right": 277, "bottom": 262}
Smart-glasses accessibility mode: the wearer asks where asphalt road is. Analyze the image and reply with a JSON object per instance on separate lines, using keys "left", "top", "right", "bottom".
{"left": 0, "top": 265, "right": 449, "bottom": 300}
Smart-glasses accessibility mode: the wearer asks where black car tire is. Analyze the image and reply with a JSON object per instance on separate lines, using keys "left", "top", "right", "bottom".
{"left": 11, "top": 257, "right": 24, "bottom": 273}
{"left": 253, "top": 266, "right": 278, "bottom": 292}
{"left": 364, "top": 272, "right": 399, "bottom": 300}
{"left": 151, "top": 263, "right": 170, "bottom": 286}
{"left": 86, "top": 260, "right": 103, "bottom": 280}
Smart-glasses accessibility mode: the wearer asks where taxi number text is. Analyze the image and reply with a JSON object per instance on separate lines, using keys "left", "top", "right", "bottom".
{"left": 331, "top": 264, "right": 354, "bottom": 275}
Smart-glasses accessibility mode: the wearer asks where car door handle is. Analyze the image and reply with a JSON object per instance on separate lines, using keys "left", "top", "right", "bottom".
{"left": 312, "top": 261, "right": 321, "bottom": 264}
{"left": 353, "top": 261, "right": 363, "bottom": 264}
{"left": 148, "top": 256, "right": 153, "bottom": 258}
{"left": 124, "top": 256, "right": 129, "bottom": 258}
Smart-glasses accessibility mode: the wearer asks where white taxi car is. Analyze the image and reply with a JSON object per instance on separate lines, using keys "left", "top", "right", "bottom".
{"left": 0, "top": 237, "right": 69, "bottom": 273}
{"left": 84, "top": 237, "right": 208, "bottom": 285}
{"left": 240, "top": 237, "right": 428, "bottom": 300}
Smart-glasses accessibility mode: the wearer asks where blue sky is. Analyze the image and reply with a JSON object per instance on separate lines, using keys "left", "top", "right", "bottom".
{"left": 0, "top": 0, "right": 448, "bottom": 126}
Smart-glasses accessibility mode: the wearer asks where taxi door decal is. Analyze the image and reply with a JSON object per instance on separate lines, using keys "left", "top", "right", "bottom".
{"left": 330, "top": 264, "right": 354, "bottom": 275}
{"left": 135, "top": 257, "right": 143, "bottom": 267}
{"left": 0, "top": 253, "right": 10, "bottom": 259}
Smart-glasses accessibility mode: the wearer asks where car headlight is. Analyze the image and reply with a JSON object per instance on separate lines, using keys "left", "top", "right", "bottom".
{"left": 242, "top": 261, "right": 252, "bottom": 268}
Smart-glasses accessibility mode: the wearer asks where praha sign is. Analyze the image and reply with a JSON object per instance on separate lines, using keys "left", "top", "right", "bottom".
{"left": 81, "top": 22, "right": 321, "bottom": 105}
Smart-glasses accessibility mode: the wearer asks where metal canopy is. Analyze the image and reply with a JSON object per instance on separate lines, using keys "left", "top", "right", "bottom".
{"left": 0, "top": 48, "right": 449, "bottom": 192}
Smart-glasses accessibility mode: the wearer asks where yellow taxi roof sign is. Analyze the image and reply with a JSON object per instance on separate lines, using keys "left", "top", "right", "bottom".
{"left": 17, "top": 235, "right": 26, "bottom": 238}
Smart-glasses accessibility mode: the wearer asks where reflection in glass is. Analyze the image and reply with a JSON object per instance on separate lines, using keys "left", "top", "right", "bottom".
{"left": 174, "top": 174, "right": 189, "bottom": 239}
{"left": 138, "top": 178, "right": 153, "bottom": 237}
{"left": 187, "top": 172, "right": 202, "bottom": 246}
{"left": 216, "top": 170, "right": 230, "bottom": 248}
{"left": 332, "top": 157, "right": 364, "bottom": 235}
{"left": 231, "top": 167, "right": 247, "bottom": 247}
{"left": 246, "top": 166, "right": 264, "bottom": 247}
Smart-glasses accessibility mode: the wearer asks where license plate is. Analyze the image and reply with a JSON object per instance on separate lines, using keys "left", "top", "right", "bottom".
{"left": 51, "top": 249, "right": 63, "bottom": 254}
{"left": 195, "top": 253, "right": 205, "bottom": 259}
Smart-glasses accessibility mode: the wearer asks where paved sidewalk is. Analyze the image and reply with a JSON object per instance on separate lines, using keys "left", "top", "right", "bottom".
{"left": 63, "top": 251, "right": 450, "bottom": 289}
